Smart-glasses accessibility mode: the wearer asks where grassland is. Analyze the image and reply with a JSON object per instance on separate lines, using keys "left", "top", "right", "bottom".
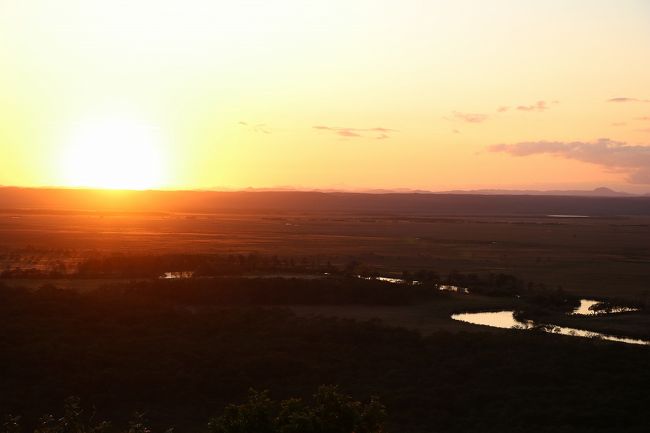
{"left": 2, "top": 210, "right": 650, "bottom": 302}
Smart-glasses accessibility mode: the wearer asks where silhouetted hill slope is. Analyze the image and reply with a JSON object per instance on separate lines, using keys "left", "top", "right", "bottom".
{"left": 439, "top": 187, "right": 634, "bottom": 197}
{"left": 1, "top": 187, "right": 650, "bottom": 216}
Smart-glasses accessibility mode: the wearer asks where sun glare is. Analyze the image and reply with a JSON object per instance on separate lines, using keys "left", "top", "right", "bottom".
{"left": 60, "top": 117, "right": 167, "bottom": 190}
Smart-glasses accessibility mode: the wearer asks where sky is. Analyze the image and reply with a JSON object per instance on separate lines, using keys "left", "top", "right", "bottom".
{"left": 1, "top": 0, "right": 649, "bottom": 192}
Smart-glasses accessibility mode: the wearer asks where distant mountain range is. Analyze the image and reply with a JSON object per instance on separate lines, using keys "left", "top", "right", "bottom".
{"left": 233, "top": 186, "right": 647, "bottom": 197}
{"left": 431, "top": 187, "right": 641, "bottom": 197}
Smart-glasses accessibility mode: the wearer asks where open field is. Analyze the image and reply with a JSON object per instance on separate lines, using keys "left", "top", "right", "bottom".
{"left": 2, "top": 206, "right": 650, "bottom": 301}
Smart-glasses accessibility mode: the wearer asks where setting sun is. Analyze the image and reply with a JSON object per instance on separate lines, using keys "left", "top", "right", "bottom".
{"left": 2, "top": 1, "right": 650, "bottom": 192}
{"left": 59, "top": 116, "right": 168, "bottom": 190}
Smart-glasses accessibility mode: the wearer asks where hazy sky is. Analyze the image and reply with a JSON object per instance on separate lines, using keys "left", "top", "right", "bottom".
{"left": 1, "top": 0, "right": 649, "bottom": 191}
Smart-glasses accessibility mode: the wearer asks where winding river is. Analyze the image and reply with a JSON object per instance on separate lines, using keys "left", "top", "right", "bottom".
{"left": 157, "top": 271, "right": 646, "bottom": 345}
{"left": 452, "top": 310, "right": 649, "bottom": 346}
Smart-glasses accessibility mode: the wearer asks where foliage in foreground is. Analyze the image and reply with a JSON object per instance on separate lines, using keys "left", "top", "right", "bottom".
{"left": 2, "top": 388, "right": 385, "bottom": 433}
{"left": 209, "top": 386, "right": 385, "bottom": 433}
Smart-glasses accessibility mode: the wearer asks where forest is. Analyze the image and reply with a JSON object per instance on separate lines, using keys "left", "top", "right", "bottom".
{"left": 1, "top": 280, "right": 648, "bottom": 433}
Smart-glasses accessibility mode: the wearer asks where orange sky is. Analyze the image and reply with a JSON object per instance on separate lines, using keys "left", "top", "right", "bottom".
{"left": 1, "top": 1, "right": 649, "bottom": 192}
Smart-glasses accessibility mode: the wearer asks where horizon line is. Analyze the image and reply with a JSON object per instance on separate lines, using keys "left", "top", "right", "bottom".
{"left": 0, "top": 184, "right": 648, "bottom": 196}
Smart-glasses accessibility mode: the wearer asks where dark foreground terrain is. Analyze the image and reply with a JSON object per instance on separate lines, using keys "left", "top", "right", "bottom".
{"left": 1, "top": 282, "right": 649, "bottom": 433}
{"left": 1, "top": 189, "right": 649, "bottom": 432}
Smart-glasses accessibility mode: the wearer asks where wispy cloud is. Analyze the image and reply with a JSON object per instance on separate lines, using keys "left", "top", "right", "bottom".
{"left": 496, "top": 100, "right": 558, "bottom": 113}
{"left": 455, "top": 100, "right": 557, "bottom": 123}
{"left": 238, "top": 121, "right": 271, "bottom": 134}
{"left": 607, "top": 97, "right": 650, "bottom": 103}
{"left": 636, "top": 116, "right": 650, "bottom": 121}
{"left": 489, "top": 138, "right": 650, "bottom": 184}
{"left": 611, "top": 122, "right": 627, "bottom": 126}
{"left": 313, "top": 125, "right": 396, "bottom": 139}
{"left": 450, "top": 112, "right": 489, "bottom": 123}
{"left": 516, "top": 100, "right": 549, "bottom": 112}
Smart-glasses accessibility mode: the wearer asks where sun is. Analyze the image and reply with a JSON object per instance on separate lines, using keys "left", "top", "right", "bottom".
{"left": 60, "top": 116, "right": 167, "bottom": 190}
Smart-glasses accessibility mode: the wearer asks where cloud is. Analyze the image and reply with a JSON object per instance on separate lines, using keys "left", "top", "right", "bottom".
{"left": 516, "top": 100, "right": 549, "bottom": 112}
{"left": 611, "top": 122, "right": 627, "bottom": 126}
{"left": 337, "top": 129, "right": 361, "bottom": 137}
{"left": 489, "top": 138, "right": 650, "bottom": 184}
{"left": 496, "top": 100, "right": 557, "bottom": 114}
{"left": 636, "top": 116, "right": 650, "bottom": 121}
{"left": 313, "top": 125, "right": 396, "bottom": 139}
{"left": 607, "top": 97, "right": 650, "bottom": 103}
{"left": 238, "top": 121, "right": 271, "bottom": 134}
{"left": 451, "top": 112, "right": 489, "bottom": 123}
{"left": 454, "top": 101, "right": 557, "bottom": 123}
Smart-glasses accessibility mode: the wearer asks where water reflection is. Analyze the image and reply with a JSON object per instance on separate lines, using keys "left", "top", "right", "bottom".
{"left": 377, "top": 276, "right": 413, "bottom": 284}
{"left": 439, "top": 285, "right": 469, "bottom": 294}
{"left": 571, "top": 299, "right": 639, "bottom": 315}
{"left": 571, "top": 299, "right": 600, "bottom": 315}
{"left": 452, "top": 311, "right": 649, "bottom": 346}
{"left": 452, "top": 311, "right": 528, "bottom": 329}
{"left": 356, "top": 275, "right": 421, "bottom": 285}
{"left": 355, "top": 275, "right": 470, "bottom": 294}
{"left": 160, "top": 271, "right": 194, "bottom": 279}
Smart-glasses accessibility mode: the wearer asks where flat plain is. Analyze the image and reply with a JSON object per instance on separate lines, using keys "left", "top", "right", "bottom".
{"left": 2, "top": 209, "right": 650, "bottom": 301}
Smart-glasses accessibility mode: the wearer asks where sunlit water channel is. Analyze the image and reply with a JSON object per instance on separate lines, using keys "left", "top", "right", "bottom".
{"left": 570, "top": 299, "right": 639, "bottom": 315}
{"left": 452, "top": 310, "right": 649, "bottom": 346}
{"left": 157, "top": 271, "right": 646, "bottom": 345}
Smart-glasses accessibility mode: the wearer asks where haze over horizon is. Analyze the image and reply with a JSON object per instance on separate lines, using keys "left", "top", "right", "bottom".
{"left": 1, "top": 1, "right": 650, "bottom": 192}
{"left": 1, "top": 184, "right": 649, "bottom": 197}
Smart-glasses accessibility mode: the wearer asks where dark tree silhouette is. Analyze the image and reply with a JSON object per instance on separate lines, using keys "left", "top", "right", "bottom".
{"left": 208, "top": 386, "right": 386, "bottom": 433}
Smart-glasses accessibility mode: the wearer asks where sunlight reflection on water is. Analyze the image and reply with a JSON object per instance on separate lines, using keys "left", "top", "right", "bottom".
{"left": 571, "top": 299, "right": 639, "bottom": 315}
{"left": 160, "top": 271, "right": 194, "bottom": 279}
{"left": 451, "top": 311, "right": 649, "bottom": 346}
{"left": 355, "top": 275, "right": 469, "bottom": 293}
